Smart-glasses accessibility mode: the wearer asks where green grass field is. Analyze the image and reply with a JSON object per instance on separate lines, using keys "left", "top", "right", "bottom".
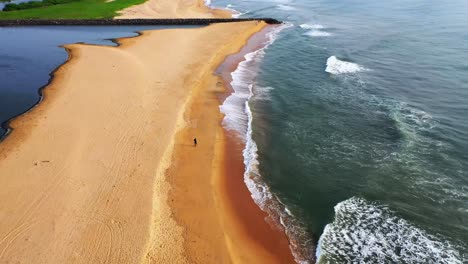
{"left": 0, "top": 0, "right": 146, "bottom": 19}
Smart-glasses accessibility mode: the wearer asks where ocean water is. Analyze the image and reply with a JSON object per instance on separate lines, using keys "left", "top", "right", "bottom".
{"left": 213, "top": 0, "right": 468, "bottom": 262}
{"left": 0, "top": 25, "right": 197, "bottom": 137}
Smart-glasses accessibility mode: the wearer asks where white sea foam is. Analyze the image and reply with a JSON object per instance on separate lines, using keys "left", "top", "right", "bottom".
{"left": 390, "top": 102, "right": 440, "bottom": 152}
{"left": 386, "top": 102, "right": 468, "bottom": 207}
{"left": 219, "top": 51, "right": 260, "bottom": 136}
{"left": 273, "top": 0, "right": 293, "bottom": 3}
{"left": 203, "top": 0, "right": 211, "bottom": 7}
{"left": 220, "top": 23, "right": 315, "bottom": 263}
{"left": 225, "top": 4, "right": 244, "bottom": 18}
{"left": 252, "top": 86, "right": 274, "bottom": 101}
{"left": 316, "top": 197, "right": 463, "bottom": 263}
{"left": 300, "top": 24, "right": 332, "bottom": 37}
{"left": 220, "top": 23, "right": 292, "bottom": 135}
{"left": 325, "top": 56, "right": 366, "bottom": 74}
{"left": 304, "top": 30, "right": 332, "bottom": 37}
{"left": 393, "top": 103, "right": 435, "bottom": 130}
{"left": 232, "top": 12, "right": 245, "bottom": 18}
{"left": 276, "top": 4, "right": 296, "bottom": 11}
{"left": 300, "top": 23, "right": 324, "bottom": 30}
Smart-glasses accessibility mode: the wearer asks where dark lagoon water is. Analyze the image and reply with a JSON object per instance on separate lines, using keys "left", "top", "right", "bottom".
{"left": 0, "top": 26, "right": 196, "bottom": 137}
{"left": 214, "top": 0, "right": 468, "bottom": 262}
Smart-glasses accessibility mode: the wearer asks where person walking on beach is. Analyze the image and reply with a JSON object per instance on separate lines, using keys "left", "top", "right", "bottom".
{"left": 194, "top": 138, "right": 197, "bottom": 147}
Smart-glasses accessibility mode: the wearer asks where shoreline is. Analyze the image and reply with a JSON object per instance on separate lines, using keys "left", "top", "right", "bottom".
{"left": 0, "top": 31, "right": 144, "bottom": 143}
{"left": 216, "top": 26, "right": 297, "bottom": 262}
{"left": 166, "top": 23, "right": 295, "bottom": 263}
{"left": 0, "top": 47, "right": 72, "bottom": 142}
{"left": 0, "top": 21, "right": 295, "bottom": 263}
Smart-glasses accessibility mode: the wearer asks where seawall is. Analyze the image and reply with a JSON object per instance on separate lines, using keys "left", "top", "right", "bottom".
{"left": 0, "top": 18, "right": 282, "bottom": 26}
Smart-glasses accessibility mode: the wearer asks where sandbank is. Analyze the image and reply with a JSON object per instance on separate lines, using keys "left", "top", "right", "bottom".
{"left": 117, "top": 0, "right": 231, "bottom": 19}
{"left": 0, "top": 21, "right": 293, "bottom": 263}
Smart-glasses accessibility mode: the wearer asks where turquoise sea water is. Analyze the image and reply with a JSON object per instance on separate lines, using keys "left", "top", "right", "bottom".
{"left": 214, "top": 0, "right": 467, "bottom": 262}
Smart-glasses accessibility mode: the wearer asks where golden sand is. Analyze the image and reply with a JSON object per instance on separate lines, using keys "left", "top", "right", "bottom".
{"left": 165, "top": 29, "right": 296, "bottom": 262}
{"left": 0, "top": 21, "right": 294, "bottom": 263}
{"left": 117, "top": 0, "right": 231, "bottom": 19}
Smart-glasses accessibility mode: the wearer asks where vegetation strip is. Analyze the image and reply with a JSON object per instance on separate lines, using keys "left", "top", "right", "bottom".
{"left": 0, "top": 0, "right": 148, "bottom": 19}
{"left": 3, "top": 0, "right": 79, "bottom": 12}
{"left": 0, "top": 18, "right": 282, "bottom": 26}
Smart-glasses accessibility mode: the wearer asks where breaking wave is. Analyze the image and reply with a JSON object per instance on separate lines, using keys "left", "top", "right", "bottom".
{"left": 317, "top": 197, "right": 463, "bottom": 264}
{"left": 220, "top": 23, "right": 292, "bottom": 136}
{"left": 325, "top": 56, "right": 366, "bottom": 74}
{"left": 220, "top": 23, "right": 316, "bottom": 263}
{"left": 300, "top": 23, "right": 332, "bottom": 37}
{"left": 300, "top": 23, "right": 325, "bottom": 30}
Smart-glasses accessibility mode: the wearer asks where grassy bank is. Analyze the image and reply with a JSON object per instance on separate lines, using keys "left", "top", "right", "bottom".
{"left": 0, "top": 0, "right": 145, "bottom": 19}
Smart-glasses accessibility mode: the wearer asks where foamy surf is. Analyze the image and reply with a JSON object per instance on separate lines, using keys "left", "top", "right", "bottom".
{"left": 300, "top": 24, "right": 332, "bottom": 37}
{"left": 392, "top": 102, "right": 436, "bottom": 134}
{"left": 300, "top": 23, "right": 324, "bottom": 30}
{"left": 220, "top": 23, "right": 315, "bottom": 263}
{"left": 220, "top": 23, "right": 293, "bottom": 136}
{"left": 276, "top": 4, "right": 296, "bottom": 11}
{"left": 316, "top": 197, "right": 463, "bottom": 263}
{"left": 325, "top": 56, "right": 366, "bottom": 74}
{"left": 225, "top": 4, "right": 244, "bottom": 18}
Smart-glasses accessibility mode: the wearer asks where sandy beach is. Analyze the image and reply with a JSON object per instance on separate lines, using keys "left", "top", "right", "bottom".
{"left": 165, "top": 24, "right": 295, "bottom": 263}
{"left": 117, "top": 0, "right": 231, "bottom": 19}
{"left": 0, "top": 20, "right": 294, "bottom": 263}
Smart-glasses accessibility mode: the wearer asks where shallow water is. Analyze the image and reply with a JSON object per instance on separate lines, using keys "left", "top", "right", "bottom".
{"left": 0, "top": 26, "right": 197, "bottom": 137}
{"left": 213, "top": 0, "right": 468, "bottom": 262}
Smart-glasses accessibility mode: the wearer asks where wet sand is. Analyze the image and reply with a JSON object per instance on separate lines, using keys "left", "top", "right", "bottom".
{"left": 0, "top": 21, "right": 293, "bottom": 263}
{"left": 166, "top": 24, "right": 295, "bottom": 263}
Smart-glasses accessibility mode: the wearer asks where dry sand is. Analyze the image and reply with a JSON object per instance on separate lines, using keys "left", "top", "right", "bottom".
{"left": 0, "top": 21, "right": 293, "bottom": 263}
{"left": 117, "top": 0, "right": 231, "bottom": 19}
